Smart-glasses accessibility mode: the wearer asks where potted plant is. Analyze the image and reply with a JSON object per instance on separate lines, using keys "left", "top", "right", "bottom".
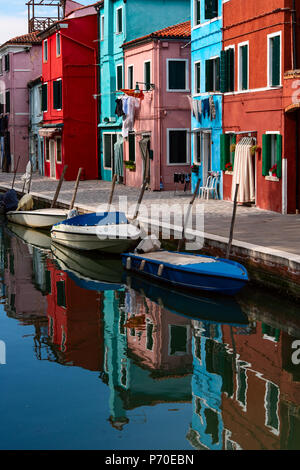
{"left": 191, "top": 164, "right": 199, "bottom": 174}
{"left": 270, "top": 163, "right": 277, "bottom": 177}
{"left": 225, "top": 162, "right": 233, "bottom": 172}
{"left": 230, "top": 143, "right": 236, "bottom": 153}
{"left": 124, "top": 160, "right": 136, "bottom": 172}
{"left": 250, "top": 145, "right": 259, "bottom": 156}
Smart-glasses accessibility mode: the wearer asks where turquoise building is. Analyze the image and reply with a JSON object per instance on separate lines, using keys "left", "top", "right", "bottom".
{"left": 28, "top": 77, "right": 44, "bottom": 175}
{"left": 190, "top": 0, "right": 223, "bottom": 196}
{"left": 96, "top": 0, "right": 190, "bottom": 182}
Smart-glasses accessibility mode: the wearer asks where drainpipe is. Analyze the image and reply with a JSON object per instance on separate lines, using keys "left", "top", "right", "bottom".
{"left": 96, "top": 6, "right": 101, "bottom": 180}
{"left": 292, "top": 0, "right": 299, "bottom": 211}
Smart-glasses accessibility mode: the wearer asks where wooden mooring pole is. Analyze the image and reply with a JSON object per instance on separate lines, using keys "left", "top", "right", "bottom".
{"left": 50, "top": 165, "right": 68, "bottom": 208}
{"left": 226, "top": 183, "right": 239, "bottom": 259}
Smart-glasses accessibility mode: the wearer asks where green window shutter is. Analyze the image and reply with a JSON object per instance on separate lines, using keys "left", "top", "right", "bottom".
{"left": 41, "top": 84, "right": 47, "bottom": 111}
{"left": 241, "top": 45, "right": 248, "bottom": 90}
{"left": 205, "top": 59, "right": 213, "bottom": 92}
{"left": 220, "top": 134, "right": 230, "bottom": 170}
{"left": 5, "top": 91, "right": 10, "bottom": 113}
{"left": 271, "top": 36, "right": 280, "bottom": 86}
{"left": 231, "top": 134, "right": 236, "bottom": 167}
{"left": 129, "top": 133, "right": 135, "bottom": 162}
{"left": 262, "top": 134, "right": 271, "bottom": 176}
{"left": 220, "top": 50, "right": 228, "bottom": 93}
{"left": 145, "top": 61, "right": 151, "bottom": 90}
{"left": 276, "top": 134, "right": 282, "bottom": 178}
{"left": 53, "top": 81, "right": 60, "bottom": 109}
{"left": 228, "top": 48, "right": 235, "bottom": 92}
{"left": 215, "top": 57, "right": 220, "bottom": 91}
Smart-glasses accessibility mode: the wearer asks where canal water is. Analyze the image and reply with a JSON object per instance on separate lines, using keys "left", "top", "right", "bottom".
{"left": 0, "top": 222, "right": 299, "bottom": 451}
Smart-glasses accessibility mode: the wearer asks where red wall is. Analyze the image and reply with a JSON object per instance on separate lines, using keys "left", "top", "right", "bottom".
{"left": 42, "top": 14, "right": 98, "bottom": 180}
{"left": 222, "top": 0, "right": 300, "bottom": 213}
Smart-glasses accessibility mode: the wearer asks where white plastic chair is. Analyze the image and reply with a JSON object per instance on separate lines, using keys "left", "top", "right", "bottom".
{"left": 206, "top": 175, "right": 219, "bottom": 200}
{"left": 199, "top": 175, "right": 212, "bottom": 199}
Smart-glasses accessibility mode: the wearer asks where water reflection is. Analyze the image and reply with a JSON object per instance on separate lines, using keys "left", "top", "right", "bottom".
{"left": 1, "top": 223, "right": 300, "bottom": 450}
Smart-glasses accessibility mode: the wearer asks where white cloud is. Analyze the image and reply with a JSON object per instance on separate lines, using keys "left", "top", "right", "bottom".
{"left": 0, "top": 14, "right": 27, "bottom": 46}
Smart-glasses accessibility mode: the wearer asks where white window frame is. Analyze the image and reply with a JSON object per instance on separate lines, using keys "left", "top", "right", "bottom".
{"left": 103, "top": 132, "right": 122, "bottom": 170}
{"left": 193, "top": 130, "right": 212, "bottom": 168}
{"left": 266, "top": 131, "right": 280, "bottom": 170}
{"left": 238, "top": 41, "right": 249, "bottom": 92}
{"left": 54, "top": 78, "right": 62, "bottom": 111}
{"left": 267, "top": 31, "right": 282, "bottom": 87}
{"left": 116, "top": 63, "right": 123, "bottom": 90}
{"left": 116, "top": 6, "right": 123, "bottom": 34}
{"left": 43, "top": 39, "right": 48, "bottom": 63}
{"left": 166, "top": 58, "right": 189, "bottom": 92}
{"left": 194, "top": 60, "right": 201, "bottom": 95}
{"left": 193, "top": 0, "right": 201, "bottom": 27}
{"left": 100, "top": 15, "right": 105, "bottom": 41}
{"left": 127, "top": 64, "right": 134, "bottom": 89}
{"left": 56, "top": 33, "right": 61, "bottom": 57}
{"left": 167, "top": 128, "right": 190, "bottom": 166}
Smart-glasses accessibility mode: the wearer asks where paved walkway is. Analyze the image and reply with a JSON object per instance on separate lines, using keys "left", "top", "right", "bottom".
{"left": 2, "top": 172, "right": 300, "bottom": 256}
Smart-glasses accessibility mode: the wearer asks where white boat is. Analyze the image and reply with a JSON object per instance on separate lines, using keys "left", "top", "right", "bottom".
{"left": 6, "top": 208, "right": 70, "bottom": 229}
{"left": 51, "top": 211, "right": 141, "bottom": 254}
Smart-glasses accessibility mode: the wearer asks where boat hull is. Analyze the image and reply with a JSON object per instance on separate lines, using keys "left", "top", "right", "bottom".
{"left": 51, "top": 225, "right": 140, "bottom": 254}
{"left": 122, "top": 252, "right": 249, "bottom": 296}
{"left": 6, "top": 208, "right": 69, "bottom": 229}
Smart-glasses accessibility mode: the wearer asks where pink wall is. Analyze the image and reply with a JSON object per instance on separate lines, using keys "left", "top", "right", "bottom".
{"left": 1, "top": 43, "right": 42, "bottom": 172}
{"left": 124, "top": 39, "right": 191, "bottom": 191}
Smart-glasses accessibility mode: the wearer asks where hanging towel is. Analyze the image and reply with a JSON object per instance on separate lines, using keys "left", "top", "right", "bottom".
{"left": 202, "top": 98, "right": 210, "bottom": 118}
{"left": 114, "top": 136, "right": 124, "bottom": 177}
{"left": 231, "top": 138, "right": 255, "bottom": 204}
{"left": 139, "top": 136, "right": 150, "bottom": 183}
{"left": 115, "top": 99, "right": 125, "bottom": 117}
{"left": 122, "top": 96, "right": 140, "bottom": 138}
{"left": 209, "top": 96, "right": 216, "bottom": 120}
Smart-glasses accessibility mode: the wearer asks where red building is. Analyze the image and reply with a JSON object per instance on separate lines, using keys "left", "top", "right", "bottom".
{"left": 222, "top": 1, "right": 300, "bottom": 213}
{"left": 38, "top": 4, "right": 98, "bottom": 181}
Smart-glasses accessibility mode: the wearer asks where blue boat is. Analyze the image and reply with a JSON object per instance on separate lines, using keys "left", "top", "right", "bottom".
{"left": 122, "top": 250, "right": 249, "bottom": 296}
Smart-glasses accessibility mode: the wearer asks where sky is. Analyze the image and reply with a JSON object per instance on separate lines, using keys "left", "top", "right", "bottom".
{"left": 0, "top": 0, "right": 92, "bottom": 45}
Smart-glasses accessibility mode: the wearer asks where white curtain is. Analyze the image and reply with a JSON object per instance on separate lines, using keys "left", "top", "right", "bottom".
{"left": 231, "top": 138, "right": 255, "bottom": 204}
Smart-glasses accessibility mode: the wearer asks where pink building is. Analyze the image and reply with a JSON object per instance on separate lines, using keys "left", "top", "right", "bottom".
{"left": 122, "top": 22, "right": 191, "bottom": 191}
{"left": 0, "top": 32, "right": 42, "bottom": 173}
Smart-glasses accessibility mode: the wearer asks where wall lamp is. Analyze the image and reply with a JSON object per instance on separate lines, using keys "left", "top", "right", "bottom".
{"left": 135, "top": 81, "right": 155, "bottom": 92}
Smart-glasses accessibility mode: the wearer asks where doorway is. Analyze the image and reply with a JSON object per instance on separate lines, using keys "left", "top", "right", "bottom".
{"left": 49, "top": 139, "right": 56, "bottom": 178}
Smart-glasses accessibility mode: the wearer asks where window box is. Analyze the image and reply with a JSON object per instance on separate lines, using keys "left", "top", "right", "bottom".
{"left": 124, "top": 160, "right": 136, "bottom": 171}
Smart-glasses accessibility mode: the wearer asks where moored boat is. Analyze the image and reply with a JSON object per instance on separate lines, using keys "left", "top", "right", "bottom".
{"left": 51, "top": 212, "right": 141, "bottom": 254}
{"left": 122, "top": 250, "right": 249, "bottom": 296}
{"left": 6, "top": 208, "right": 69, "bottom": 229}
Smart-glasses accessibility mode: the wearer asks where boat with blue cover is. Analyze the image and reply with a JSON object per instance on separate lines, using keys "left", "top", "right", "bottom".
{"left": 122, "top": 250, "right": 249, "bottom": 296}
{"left": 51, "top": 212, "right": 141, "bottom": 253}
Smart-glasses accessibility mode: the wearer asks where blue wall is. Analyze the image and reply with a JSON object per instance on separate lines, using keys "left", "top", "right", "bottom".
{"left": 98, "top": 0, "right": 190, "bottom": 181}
{"left": 29, "top": 83, "right": 44, "bottom": 175}
{"left": 190, "top": 0, "right": 223, "bottom": 197}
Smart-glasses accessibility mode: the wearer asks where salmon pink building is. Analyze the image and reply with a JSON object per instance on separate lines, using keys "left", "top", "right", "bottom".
{"left": 221, "top": 0, "right": 300, "bottom": 214}
{"left": 0, "top": 32, "right": 42, "bottom": 173}
{"left": 122, "top": 22, "right": 191, "bottom": 191}
{"left": 39, "top": 4, "right": 98, "bottom": 181}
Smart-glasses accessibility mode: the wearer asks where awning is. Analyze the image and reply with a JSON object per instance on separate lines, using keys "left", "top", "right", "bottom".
{"left": 38, "top": 127, "right": 62, "bottom": 138}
